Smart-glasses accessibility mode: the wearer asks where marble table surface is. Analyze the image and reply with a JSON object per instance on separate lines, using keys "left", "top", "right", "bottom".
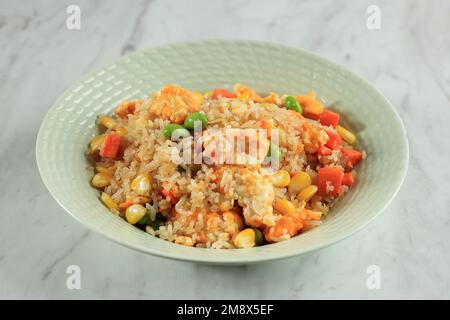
{"left": 1, "top": 0, "right": 449, "bottom": 299}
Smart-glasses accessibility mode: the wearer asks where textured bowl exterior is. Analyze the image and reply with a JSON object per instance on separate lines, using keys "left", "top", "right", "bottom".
{"left": 36, "top": 40, "right": 408, "bottom": 264}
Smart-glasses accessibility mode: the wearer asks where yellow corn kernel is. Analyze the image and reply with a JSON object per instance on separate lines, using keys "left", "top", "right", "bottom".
{"left": 91, "top": 172, "right": 113, "bottom": 188}
{"left": 288, "top": 172, "right": 311, "bottom": 194}
{"left": 113, "top": 127, "right": 127, "bottom": 136}
{"left": 298, "top": 185, "right": 318, "bottom": 202}
{"left": 272, "top": 170, "right": 291, "bottom": 187}
{"left": 131, "top": 174, "right": 151, "bottom": 195}
{"left": 88, "top": 134, "right": 105, "bottom": 153}
{"left": 100, "top": 192, "right": 119, "bottom": 215}
{"left": 175, "top": 236, "right": 195, "bottom": 247}
{"left": 273, "top": 199, "right": 296, "bottom": 215}
{"left": 95, "top": 164, "right": 115, "bottom": 174}
{"left": 233, "top": 228, "right": 256, "bottom": 248}
{"left": 98, "top": 116, "right": 117, "bottom": 129}
{"left": 336, "top": 125, "right": 356, "bottom": 144}
{"left": 125, "top": 204, "right": 147, "bottom": 224}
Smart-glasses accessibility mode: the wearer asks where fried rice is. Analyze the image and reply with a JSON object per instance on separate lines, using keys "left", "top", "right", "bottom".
{"left": 87, "top": 84, "right": 365, "bottom": 249}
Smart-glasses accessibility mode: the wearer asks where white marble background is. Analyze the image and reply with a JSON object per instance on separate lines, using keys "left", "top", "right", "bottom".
{"left": 0, "top": 0, "right": 449, "bottom": 299}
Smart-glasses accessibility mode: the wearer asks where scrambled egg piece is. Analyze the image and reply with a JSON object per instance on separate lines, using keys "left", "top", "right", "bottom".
{"left": 202, "top": 128, "right": 269, "bottom": 165}
{"left": 296, "top": 91, "right": 324, "bottom": 116}
{"left": 301, "top": 122, "right": 328, "bottom": 153}
{"left": 233, "top": 83, "right": 263, "bottom": 102}
{"left": 263, "top": 212, "right": 303, "bottom": 242}
{"left": 149, "top": 85, "right": 203, "bottom": 123}
{"left": 232, "top": 168, "right": 275, "bottom": 228}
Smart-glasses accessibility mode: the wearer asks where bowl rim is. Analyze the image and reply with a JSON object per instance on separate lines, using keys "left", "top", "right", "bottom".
{"left": 36, "top": 39, "right": 409, "bottom": 264}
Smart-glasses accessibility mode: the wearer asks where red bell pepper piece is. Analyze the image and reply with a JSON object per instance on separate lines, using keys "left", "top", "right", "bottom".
{"left": 320, "top": 109, "right": 340, "bottom": 128}
{"left": 99, "top": 134, "right": 121, "bottom": 159}
{"left": 341, "top": 148, "right": 363, "bottom": 169}
{"left": 342, "top": 172, "right": 355, "bottom": 187}
{"left": 317, "top": 167, "right": 344, "bottom": 196}
{"left": 211, "top": 89, "right": 236, "bottom": 100}
{"left": 325, "top": 130, "right": 342, "bottom": 150}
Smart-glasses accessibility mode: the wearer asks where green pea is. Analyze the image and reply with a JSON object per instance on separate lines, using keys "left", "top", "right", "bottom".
{"left": 163, "top": 124, "right": 184, "bottom": 137}
{"left": 253, "top": 228, "right": 264, "bottom": 246}
{"left": 184, "top": 112, "right": 208, "bottom": 130}
{"left": 266, "top": 142, "right": 282, "bottom": 161}
{"left": 137, "top": 214, "right": 151, "bottom": 225}
{"left": 148, "top": 220, "right": 162, "bottom": 230}
{"left": 163, "top": 124, "right": 190, "bottom": 140}
{"left": 137, "top": 210, "right": 166, "bottom": 230}
{"left": 284, "top": 96, "right": 302, "bottom": 113}
{"left": 148, "top": 214, "right": 166, "bottom": 230}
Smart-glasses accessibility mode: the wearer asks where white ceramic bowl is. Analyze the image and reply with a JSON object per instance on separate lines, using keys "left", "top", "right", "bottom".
{"left": 36, "top": 40, "right": 408, "bottom": 264}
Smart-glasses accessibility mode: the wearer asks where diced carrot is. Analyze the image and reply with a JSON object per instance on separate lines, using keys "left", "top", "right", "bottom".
{"left": 325, "top": 130, "right": 342, "bottom": 150}
{"left": 341, "top": 148, "right": 363, "bottom": 169}
{"left": 320, "top": 110, "right": 340, "bottom": 128}
{"left": 99, "top": 134, "right": 121, "bottom": 159}
{"left": 160, "top": 189, "right": 179, "bottom": 206}
{"left": 119, "top": 201, "right": 135, "bottom": 209}
{"left": 211, "top": 89, "right": 236, "bottom": 100}
{"left": 318, "top": 145, "right": 332, "bottom": 156}
{"left": 317, "top": 167, "right": 344, "bottom": 196}
{"left": 342, "top": 172, "right": 355, "bottom": 187}
{"left": 303, "top": 112, "right": 321, "bottom": 120}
